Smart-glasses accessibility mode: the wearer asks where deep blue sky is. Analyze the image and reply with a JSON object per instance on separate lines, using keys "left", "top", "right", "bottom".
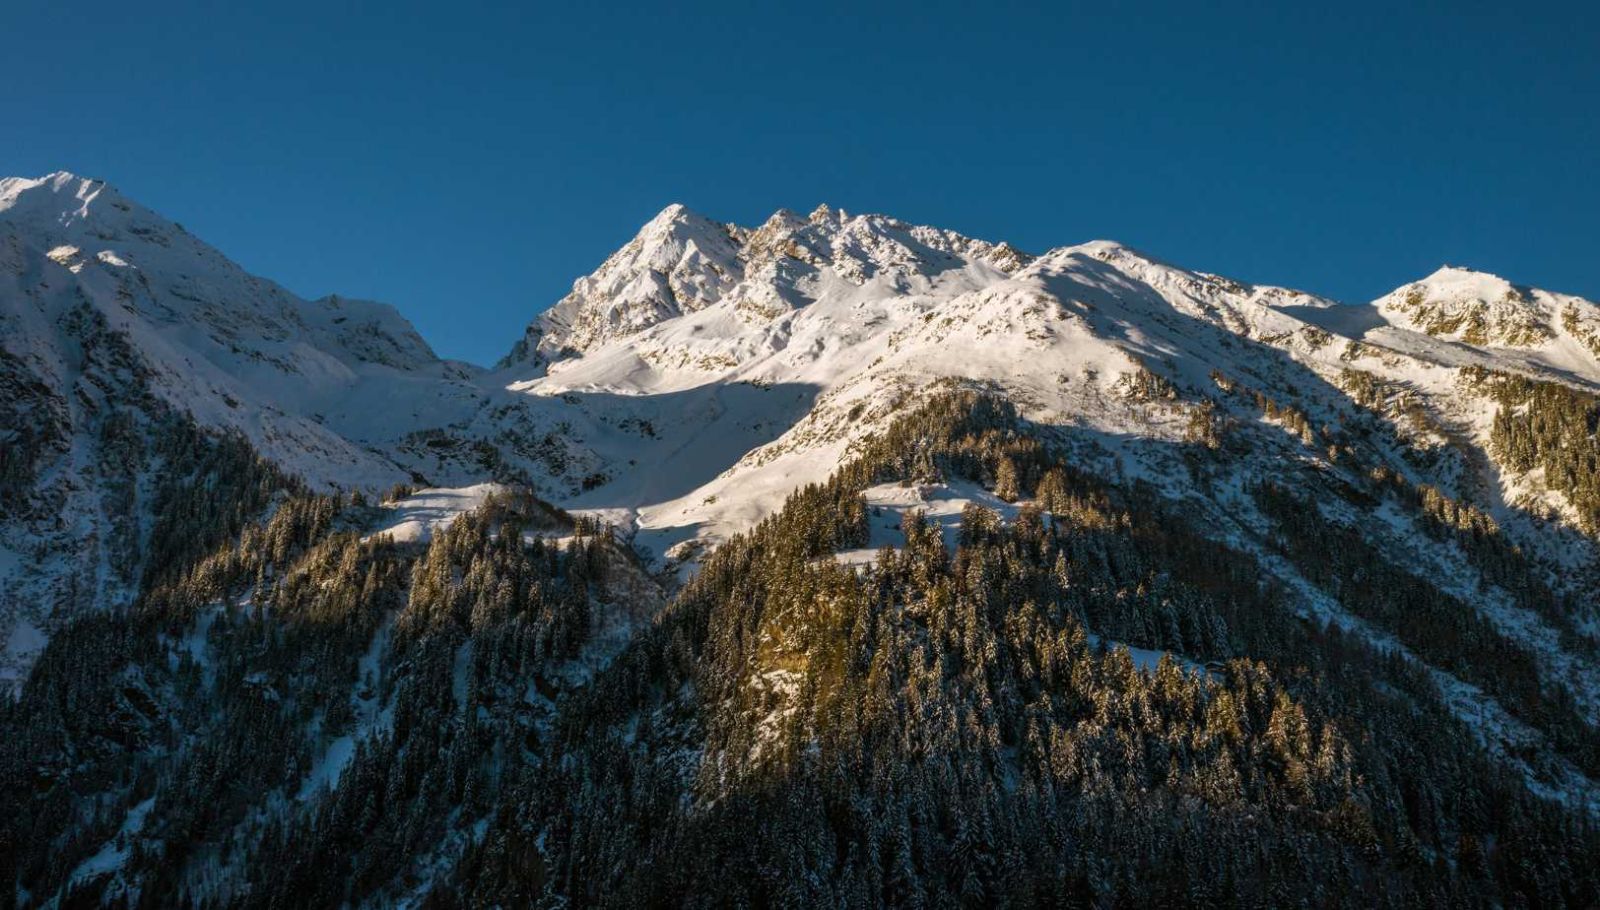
{"left": 6, "top": 1, "right": 1597, "bottom": 366}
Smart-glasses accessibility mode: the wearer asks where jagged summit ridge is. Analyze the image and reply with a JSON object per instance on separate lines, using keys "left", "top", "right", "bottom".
{"left": 499, "top": 201, "right": 1035, "bottom": 369}
{"left": 503, "top": 202, "right": 747, "bottom": 367}
{"left": 490, "top": 195, "right": 1600, "bottom": 594}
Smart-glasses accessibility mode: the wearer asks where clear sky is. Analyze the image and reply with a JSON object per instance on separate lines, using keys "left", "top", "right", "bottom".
{"left": 6, "top": 1, "right": 1597, "bottom": 366}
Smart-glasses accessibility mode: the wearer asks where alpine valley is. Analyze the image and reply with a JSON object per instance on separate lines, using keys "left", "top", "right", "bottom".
{"left": 3, "top": 171, "right": 1600, "bottom": 907}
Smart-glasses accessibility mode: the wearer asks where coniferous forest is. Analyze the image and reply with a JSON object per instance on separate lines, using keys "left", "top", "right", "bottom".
{"left": 3, "top": 391, "right": 1598, "bottom": 908}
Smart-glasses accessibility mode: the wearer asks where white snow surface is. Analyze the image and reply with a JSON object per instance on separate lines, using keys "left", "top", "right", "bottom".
{"left": 834, "top": 481, "right": 1031, "bottom": 567}
{"left": 368, "top": 483, "right": 506, "bottom": 544}
{"left": 65, "top": 796, "right": 155, "bottom": 887}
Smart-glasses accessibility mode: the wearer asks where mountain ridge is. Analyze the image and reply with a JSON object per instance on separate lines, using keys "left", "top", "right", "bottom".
{"left": 7, "top": 170, "right": 1600, "bottom": 689}
{"left": 6, "top": 170, "right": 1600, "bottom": 905}
{"left": 2, "top": 170, "right": 1599, "bottom": 748}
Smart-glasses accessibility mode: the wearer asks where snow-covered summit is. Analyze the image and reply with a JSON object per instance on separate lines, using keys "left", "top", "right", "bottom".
{"left": 1378, "top": 266, "right": 1549, "bottom": 345}
{"left": 499, "top": 202, "right": 1033, "bottom": 370}
{"left": 1370, "top": 264, "right": 1600, "bottom": 377}
{"left": 3, "top": 171, "right": 443, "bottom": 372}
{"left": 0, "top": 171, "right": 121, "bottom": 227}
{"left": 502, "top": 203, "right": 745, "bottom": 368}
{"left": 0, "top": 173, "right": 608, "bottom": 681}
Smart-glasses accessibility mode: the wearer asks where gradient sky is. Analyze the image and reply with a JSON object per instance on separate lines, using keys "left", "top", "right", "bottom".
{"left": 6, "top": 1, "right": 1597, "bottom": 366}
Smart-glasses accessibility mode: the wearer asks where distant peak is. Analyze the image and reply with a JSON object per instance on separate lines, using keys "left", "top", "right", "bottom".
{"left": 1038, "top": 239, "right": 1141, "bottom": 263}
{"left": 644, "top": 202, "right": 722, "bottom": 228}
{"left": 1079, "top": 239, "right": 1132, "bottom": 253}
{"left": 650, "top": 202, "right": 691, "bottom": 221}
{"left": 0, "top": 170, "right": 125, "bottom": 225}
{"left": 749, "top": 208, "right": 806, "bottom": 238}
{"left": 1421, "top": 264, "right": 1506, "bottom": 282}
{"left": 808, "top": 203, "right": 841, "bottom": 226}
{"left": 761, "top": 207, "right": 805, "bottom": 228}
{"left": 2, "top": 171, "right": 104, "bottom": 193}
{"left": 1400, "top": 265, "right": 1521, "bottom": 301}
{"left": 45, "top": 170, "right": 96, "bottom": 186}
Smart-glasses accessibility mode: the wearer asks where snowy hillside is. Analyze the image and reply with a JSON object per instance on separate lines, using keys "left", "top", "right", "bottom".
{"left": 496, "top": 202, "right": 1600, "bottom": 578}
{"left": 0, "top": 173, "right": 608, "bottom": 682}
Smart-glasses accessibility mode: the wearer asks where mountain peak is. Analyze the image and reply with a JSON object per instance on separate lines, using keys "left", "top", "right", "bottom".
{"left": 0, "top": 171, "right": 121, "bottom": 226}
{"left": 630, "top": 203, "right": 740, "bottom": 256}
{"left": 643, "top": 201, "right": 694, "bottom": 227}
{"left": 640, "top": 202, "right": 728, "bottom": 233}
{"left": 0, "top": 170, "right": 110, "bottom": 197}
{"left": 1074, "top": 238, "right": 1133, "bottom": 255}
{"left": 1375, "top": 264, "right": 1559, "bottom": 348}
{"left": 760, "top": 207, "right": 805, "bottom": 229}
{"left": 499, "top": 202, "right": 747, "bottom": 367}
{"left": 43, "top": 169, "right": 98, "bottom": 187}
{"left": 1392, "top": 265, "right": 1524, "bottom": 306}
{"left": 1420, "top": 263, "right": 1512, "bottom": 285}
{"left": 808, "top": 203, "right": 843, "bottom": 225}
{"left": 1034, "top": 239, "right": 1152, "bottom": 269}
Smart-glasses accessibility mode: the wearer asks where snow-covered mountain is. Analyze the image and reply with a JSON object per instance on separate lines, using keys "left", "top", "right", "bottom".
{"left": 0, "top": 173, "right": 608, "bottom": 681}
{"left": 7, "top": 173, "right": 1600, "bottom": 693}
{"left": 7, "top": 173, "right": 1600, "bottom": 905}
{"left": 496, "top": 199, "right": 1600, "bottom": 573}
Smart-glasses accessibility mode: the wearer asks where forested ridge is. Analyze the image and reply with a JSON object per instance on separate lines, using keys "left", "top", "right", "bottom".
{"left": 3, "top": 392, "right": 1599, "bottom": 908}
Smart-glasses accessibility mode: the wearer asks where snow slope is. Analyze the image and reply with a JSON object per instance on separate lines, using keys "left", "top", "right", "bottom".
{"left": 0, "top": 172, "right": 616, "bottom": 492}
{"left": 496, "top": 204, "right": 1600, "bottom": 585}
